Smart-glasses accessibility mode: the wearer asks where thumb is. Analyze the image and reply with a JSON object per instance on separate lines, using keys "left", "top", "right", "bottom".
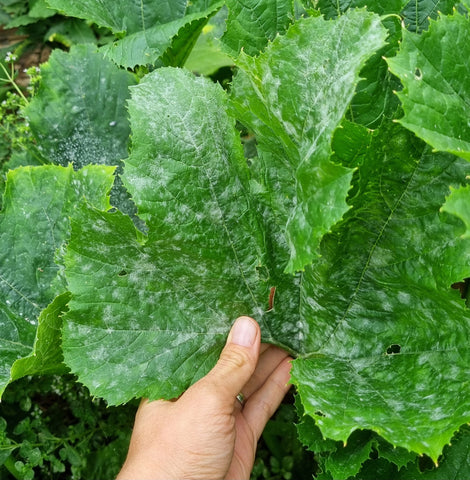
{"left": 195, "top": 316, "right": 260, "bottom": 405}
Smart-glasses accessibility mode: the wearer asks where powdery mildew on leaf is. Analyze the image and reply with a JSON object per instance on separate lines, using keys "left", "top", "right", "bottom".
{"left": 292, "top": 123, "right": 470, "bottom": 461}
{"left": 231, "top": 9, "right": 388, "bottom": 272}
{"left": 62, "top": 68, "right": 281, "bottom": 404}
{"left": 57, "top": 7, "right": 470, "bottom": 465}
{"left": 25, "top": 45, "right": 137, "bottom": 217}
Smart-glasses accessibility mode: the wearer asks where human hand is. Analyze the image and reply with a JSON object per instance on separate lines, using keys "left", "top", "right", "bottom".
{"left": 116, "top": 316, "right": 293, "bottom": 480}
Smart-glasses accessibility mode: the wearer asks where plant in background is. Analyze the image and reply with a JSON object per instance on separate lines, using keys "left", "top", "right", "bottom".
{"left": 2, "top": 1, "right": 470, "bottom": 479}
{"left": 0, "top": 375, "right": 137, "bottom": 480}
{"left": 0, "top": 51, "right": 38, "bottom": 207}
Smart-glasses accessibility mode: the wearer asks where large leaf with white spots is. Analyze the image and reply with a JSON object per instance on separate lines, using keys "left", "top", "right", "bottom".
{"left": 25, "top": 45, "right": 137, "bottom": 216}
{"left": 60, "top": 9, "right": 470, "bottom": 463}
{"left": 62, "top": 68, "right": 276, "bottom": 404}
{"left": 62, "top": 11, "right": 388, "bottom": 404}
{"left": 25, "top": 45, "right": 135, "bottom": 168}
{"left": 292, "top": 122, "right": 470, "bottom": 461}
{"left": 3, "top": 3, "right": 470, "bottom": 473}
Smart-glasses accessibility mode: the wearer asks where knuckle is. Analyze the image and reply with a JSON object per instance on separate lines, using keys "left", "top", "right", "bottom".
{"left": 218, "top": 346, "right": 251, "bottom": 371}
{"left": 257, "top": 397, "right": 274, "bottom": 420}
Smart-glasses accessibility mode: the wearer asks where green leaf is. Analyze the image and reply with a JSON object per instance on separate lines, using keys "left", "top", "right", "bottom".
{"left": 25, "top": 44, "right": 137, "bottom": 216}
{"left": 46, "top": 0, "right": 224, "bottom": 69}
{"left": 351, "top": 458, "right": 401, "bottom": 480}
{"left": 45, "top": 0, "right": 189, "bottom": 34}
{"left": 387, "top": 13, "right": 470, "bottom": 161}
{"left": 324, "top": 431, "right": 376, "bottom": 480}
{"left": 291, "top": 122, "right": 470, "bottom": 461}
{"left": 100, "top": 3, "right": 223, "bottom": 69}
{"left": 52, "top": 8, "right": 470, "bottom": 463}
{"left": 184, "top": 9, "right": 234, "bottom": 76}
{"left": 29, "top": 0, "right": 57, "bottom": 18}
{"left": 347, "top": 16, "right": 402, "bottom": 128}
{"left": 45, "top": 18, "right": 100, "bottom": 48}
{"left": 296, "top": 392, "right": 416, "bottom": 477}
{"left": 62, "top": 68, "right": 273, "bottom": 404}
{"left": 221, "top": 0, "right": 295, "bottom": 57}
{"left": 374, "top": 439, "right": 417, "bottom": 470}
{"left": 401, "top": 0, "right": 456, "bottom": 33}
{"left": 26, "top": 44, "right": 134, "bottom": 168}
{"left": 397, "top": 426, "right": 470, "bottom": 479}
{"left": 0, "top": 165, "right": 114, "bottom": 397}
{"left": 441, "top": 185, "right": 470, "bottom": 238}
{"left": 6, "top": 0, "right": 56, "bottom": 27}
{"left": 161, "top": 15, "right": 215, "bottom": 68}
{"left": 10, "top": 293, "right": 71, "bottom": 381}
{"left": 316, "top": 0, "right": 408, "bottom": 17}
{"left": 231, "top": 9, "right": 388, "bottom": 272}
{"left": 316, "top": 0, "right": 455, "bottom": 28}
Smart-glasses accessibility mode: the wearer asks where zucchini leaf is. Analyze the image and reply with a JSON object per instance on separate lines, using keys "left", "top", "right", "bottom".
{"left": 231, "top": 9, "right": 388, "bottom": 272}
{"left": 221, "top": 0, "right": 295, "bottom": 57}
{"left": 401, "top": 0, "right": 456, "bottom": 32}
{"left": 25, "top": 45, "right": 137, "bottom": 217}
{"left": 48, "top": 7, "right": 470, "bottom": 464}
{"left": 62, "top": 68, "right": 274, "bottom": 405}
{"left": 292, "top": 122, "right": 470, "bottom": 461}
{"left": 316, "top": 0, "right": 408, "bottom": 17}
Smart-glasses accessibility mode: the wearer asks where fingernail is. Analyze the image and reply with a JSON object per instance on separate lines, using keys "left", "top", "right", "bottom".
{"left": 230, "top": 317, "right": 257, "bottom": 347}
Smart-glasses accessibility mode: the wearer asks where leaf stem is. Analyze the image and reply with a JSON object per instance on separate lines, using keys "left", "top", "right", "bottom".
{"left": 0, "top": 62, "right": 29, "bottom": 104}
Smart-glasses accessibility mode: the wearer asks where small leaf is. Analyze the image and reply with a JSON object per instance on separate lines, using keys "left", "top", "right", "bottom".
{"left": 387, "top": 13, "right": 470, "bottom": 161}
{"left": 221, "top": 0, "right": 295, "bottom": 57}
